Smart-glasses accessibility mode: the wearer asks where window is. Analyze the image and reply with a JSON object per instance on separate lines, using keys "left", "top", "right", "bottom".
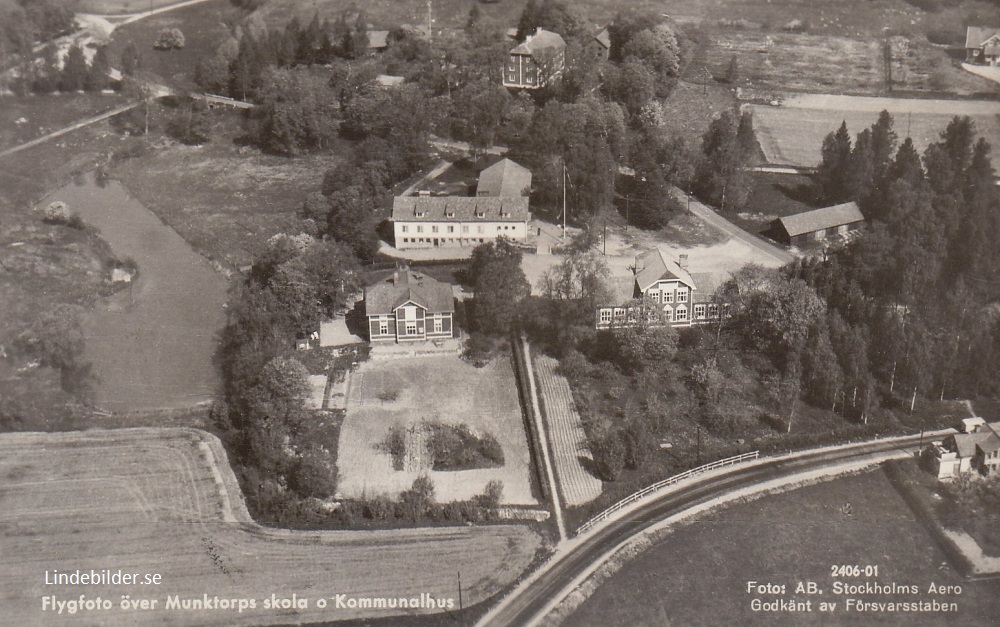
{"left": 447, "top": 225, "right": 454, "bottom": 233}
{"left": 433, "top": 317, "right": 443, "bottom": 333}
{"left": 406, "top": 322, "right": 417, "bottom": 335}
{"left": 662, "top": 305, "right": 673, "bottom": 322}
{"left": 497, "top": 226, "right": 502, "bottom": 231}
{"left": 379, "top": 320, "right": 389, "bottom": 335}
{"left": 599, "top": 309, "right": 612, "bottom": 324}
{"left": 462, "top": 225, "right": 469, "bottom": 233}
{"left": 478, "top": 225, "right": 485, "bottom": 234}
{"left": 663, "top": 290, "right": 674, "bottom": 304}
{"left": 695, "top": 304, "right": 706, "bottom": 319}
{"left": 677, "top": 289, "right": 688, "bottom": 303}
{"left": 417, "top": 225, "right": 424, "bottom": 233}
{"left": 401, "top": 225, "right": 409, "bottom": 233}
{"left": 649, "top": 290, "right": 660, "bottom": 304}
{"left": 675, "top": 306, "right": 688, "bottom": 322}
{"left": 432, "top": 225, "right": 439, "bottom": 233}
{"left": 708, "top": 304, "right": 719, "bottom": 319}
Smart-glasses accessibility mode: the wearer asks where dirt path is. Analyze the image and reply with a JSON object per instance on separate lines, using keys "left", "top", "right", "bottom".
{"left": 0, "top": 101, "right": 138, "bottom": 159}
{"left": 779, "top": 93, "right": 1000, "bottom": 115}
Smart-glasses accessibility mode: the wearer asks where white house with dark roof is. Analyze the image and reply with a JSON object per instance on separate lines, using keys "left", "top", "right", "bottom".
{"left": 596, "top": 249, "right": 723, "bottom": 329}
{"left": 503, "top": 28, "right": 566, "bottom": 89}
{"left": 965, "top": 27, "right": 1000, "bottom": 65}
{"left": 392, "top": 196, "right": 531, "bottom": 250}
{"left": 925, "top": 417, "right": 1000, "bottom": 479}
{"left": 364, "top": 268, "right": 454, "bottom": 343}
{"left": 770, "top": 201, "right": 865, "bottom": 247}
{"left": 476, "top": 158, "right": 532, "bottom": 198}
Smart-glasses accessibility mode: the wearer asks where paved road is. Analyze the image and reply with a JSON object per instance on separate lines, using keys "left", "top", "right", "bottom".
{"left": 478, "top": 432, "right": 940, "bottom": 627}
{"left": 669, "top": 186, "right": 794, "bottom": 265}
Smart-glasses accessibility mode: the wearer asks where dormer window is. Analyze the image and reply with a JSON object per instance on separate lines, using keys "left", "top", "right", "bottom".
{"left": 475, "top": 206, "right": 486, "bottom": 218}
{"left": 414, "top": 208, "right": 425, "bottom": 218}
{"left": 445, "top": 207, "right": 455, "bottom": 218}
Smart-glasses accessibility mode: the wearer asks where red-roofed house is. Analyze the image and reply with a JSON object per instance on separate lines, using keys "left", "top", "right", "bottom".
{"left": 503, "top": 28, "right": 566, "bottom": 89}
{"left": 596, "top": 249, "right": 723, "bottom": 329}
{"left": 364, "top": 269, "right": 455, "bottom": 343}
{"left": 966, "top": 27, "right": 1000, "bottom": 65}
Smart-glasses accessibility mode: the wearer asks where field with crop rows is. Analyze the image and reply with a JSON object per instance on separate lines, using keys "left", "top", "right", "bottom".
{"left": 0, "top": 428, "right": 542, "bottom": 626}
{"left": 532, "top": 352, "right": 603, "bottom": 507}
{"left": 749, "top": 96, "right": 1000, "bottom": 167}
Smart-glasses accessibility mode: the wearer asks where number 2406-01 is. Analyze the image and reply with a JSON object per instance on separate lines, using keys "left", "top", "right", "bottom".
{"left": 831, "top": 565, "right": 879, "bottom": 578}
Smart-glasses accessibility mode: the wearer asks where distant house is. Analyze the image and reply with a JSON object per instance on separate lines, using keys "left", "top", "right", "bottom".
{"left": 368, "top": 30, "right": 390, "bottom": 52}
{"left": 392, "top": 195, "right": 530, "bottom": 250}
{"left": 375, "top": 74, "right": 405, "bottom": 88}
{"left": 503, "top": 28, "right": 566, "bottom": 89}
{"left": 770, "top": 201, "right": 865, "bottom": 247}
{"left": 476, "top": 158, "right": 532, "bottom": 198}
{"left": 965, "top": 27, "right": 1000, "bottom": 65}
{"left": 596, "top": 249, "right": 722, "bottom": 329}
{"left": 925, "top": 417, "right": 1000, "bottom": 480}
{"left": 592, "top": 27, "right": 611, "bottom": 60}
{"left": 364, "top": 269, "right": 454, "bottom": 343}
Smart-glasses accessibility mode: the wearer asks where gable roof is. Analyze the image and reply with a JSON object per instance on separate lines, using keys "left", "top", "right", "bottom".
{"left": 634, "top": 248, "right": 696, "bottom": 293}
{"left": 364, "top": 269, "right": 454, "bottom": 316}
{"left": 966, "top": 26, "right": 1000, "bottom": 49}
{"left": 476, "top": 158, "right": 532, "bottom": 197}
{"left": 689, "top": 272, "right": 722, "bottom": 304}
{"left": 392, "top": 196, "right": 530, "bottom": 222}
{"left": 776, "top": 201, "right": 865, "bottom": 237}
{"left": 510, "top": 28, "right": 566, "bottom": 56}
{"left": 595, "top": 28, "right": 611, "bottom": 49}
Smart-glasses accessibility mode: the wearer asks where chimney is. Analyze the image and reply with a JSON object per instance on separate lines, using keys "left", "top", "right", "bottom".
{"left": 679, "top": 254, "right": 689, "bottom": 271}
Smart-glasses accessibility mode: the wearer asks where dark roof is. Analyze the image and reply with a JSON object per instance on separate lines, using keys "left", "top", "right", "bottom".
{"left": 634, "top": 248, "right": 696, "bottom": 292}
{"left": 776, "top": 201, "right": 865, "bottom": 237}
{"left": 391, "top": 196, "right": 530, "bottom": 222}
{"left": 966, "top": 26, "right": 1000, "bottom": 49}
{"left": 510, "top": 29, "right": 566, "bottom": 56}
{"left": 689, "top": 272, "right": 722, "bottom": 304}
{"left": 476, "top": 158, "right": 532, "bottom": 197}
{"left": 364, "top": 269, "right": 454, "bottom": 316}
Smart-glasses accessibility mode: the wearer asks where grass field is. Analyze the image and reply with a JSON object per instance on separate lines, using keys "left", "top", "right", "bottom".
{"left": 110, "top": 109, "right": 346, "bottom": 269}
{"left": 337, "top": 354, "right": 539, "bottom": 505}
{"left": 569, "top": 467, "right": 1000, "bottom": 626}
{"left": 734, "top": 171, "right": 822, "bottom": 234}
{"left": 0, "top": 93, "right": 127, "bottom": 151}
{"left": 750, "top": 99, "right": 1000, "bottom": 167}
{"left": 0, "top": 427, "right": 544, "bottom": 626}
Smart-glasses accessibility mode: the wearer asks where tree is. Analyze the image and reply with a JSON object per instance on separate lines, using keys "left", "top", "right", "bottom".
{"left": 32, "top": 42, "right": 59, "bottom": 93}
{"left": 621, "top": 23, "right": 679, "bottom": 95}
{"left": 610, "top": 298, "right": 677, "bottom": 373}
{"left": 166, "top": 98, "right": 210, "bottom": 145}
{"left": 121, "top": 41, "right": 143, "bottom": 77}
{"left": 605, "top": 58, "right": 655, "bottom": 118}
{"left": 154, "top": 27, "right": 186, "bottom": 50}
{"left": 86, "top": 46, "right": 110, "bottom": 92}
{"left": 539, "top": 249, "right": 613, "bottom": 313}
{"left": 468, "top": 238, "right": 531, "bottom": 334}
{"left": 253, "top": 66, "right": 339, "bottom": 154}
{"left": 695, "top": 108, "right": 756, "bottom": 211}
{"left": 60, "top": 43, "right": 89, "bottom": 92}
{"left": 817, "top": 120, "right": 852, "bottom": 201}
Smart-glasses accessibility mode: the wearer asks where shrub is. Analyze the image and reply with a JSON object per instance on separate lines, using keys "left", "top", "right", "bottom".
{"left": 41, "top": 202, "right": 84, "bottom": 228}
{"left": 926, "top": 27, "right": 963, "bottom": 46}
{"left": 427, "top": 422, "right": 504, "bottom": 470}
{"left": 781, "top": 19, "right": 809, "bottom": 32}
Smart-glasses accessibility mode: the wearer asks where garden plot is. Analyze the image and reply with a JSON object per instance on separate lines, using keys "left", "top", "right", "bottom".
{"left": 337, "top": 355, "right": 538, "bottom": 505}
{"left": 0, "top": 428, "right": 542, "bottom": 626}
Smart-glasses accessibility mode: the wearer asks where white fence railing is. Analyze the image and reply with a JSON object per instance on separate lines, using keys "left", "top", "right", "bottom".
{"left": 575, "top": 451, "right": 760, "bottom": 537}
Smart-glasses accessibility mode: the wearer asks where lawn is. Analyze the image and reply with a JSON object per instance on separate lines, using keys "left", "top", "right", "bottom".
{"left": 104, "top": 0, "right": 244, "bottom": 91}
{"left": 570, "top": 467, "right": 1000, "bottom": 626}
{"left": 750, "top": 100, "right": 1000, "bottom": 167}
{"left": 336, "top": 354, "right": 539, "bottom": 505}
{"left": 0, "top": 92, "right": 127, "bottom": 151}
{"left": 733, "top": 171, "right": 823, "bottom": 235}
{"left": 109, "top": 108, "right": 347, "bottom": 269}
{"left": 0, "top": 427, "right": 545, "bottom": 626}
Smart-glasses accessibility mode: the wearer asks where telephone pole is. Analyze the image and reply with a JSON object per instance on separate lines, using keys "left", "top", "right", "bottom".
{"left": 562, "top": 159, "right": 567, "bottom": 241}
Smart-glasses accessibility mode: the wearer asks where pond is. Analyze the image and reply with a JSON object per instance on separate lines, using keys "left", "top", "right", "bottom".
{"left": 38, "top": 172, "right": 228, "bottom": 412}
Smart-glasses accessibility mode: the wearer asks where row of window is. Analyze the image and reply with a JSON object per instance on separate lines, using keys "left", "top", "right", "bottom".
{"left": 400, "top": 224, "right": 521, "bottom": 235}
{"left": 400, "top": 237, "right": 489, "bottom": 245}
{"left": 377, "top": 317, "right": 446, "bottom": 336}
{"left": 598, "top": 303, "right": 720, "bottom": 324}
{"left": 648, "top": 288, "right": 688, "bottom": 304}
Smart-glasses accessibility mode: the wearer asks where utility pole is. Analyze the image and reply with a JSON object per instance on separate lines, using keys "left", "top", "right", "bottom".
{"left": 562, "top": 159, "right": 567, "bottom": 241}
{"left": 457, "top": 570, "right": 463, "bottom": 619}
{"left": 696, "top": 424, "right": 701, "bottom": 466}
{"left": 427, "top": 0, "right": 433, "bottom": 44}
{"left": 625, "top": 195, "right": 629, "bottom": 232}
{"left": 910, "top": 387, "right": 917, "bottom": 413}
{"left": 603, "top": 218, "right": 607, "bottom": 256}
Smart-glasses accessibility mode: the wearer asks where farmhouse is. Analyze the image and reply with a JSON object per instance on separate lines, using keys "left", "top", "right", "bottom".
{"left": 503, "top": 28, "right": 566, "bottom": 89}
{"left": 770, "top": 201, "right": 865, "bottom": 247}
{"left": 476, "top": 158, "right": 532, "bottom": 197}
{"left": 365, "top": 268, "right": 454, "bottom": 343}
{"left": 925, "top": 417, "right": 1000, "bottom": 480}
{"left": 591, "top": 27, "right": 611, "bottom": 60}
{"left": 596, "top": 249, "right": 722, "bottom": 329}
{"left": 392, "top": 196, "right": 530, "bottom": 249}
{"left": 965, "top": 27, "right": 1000, "bottom": 65}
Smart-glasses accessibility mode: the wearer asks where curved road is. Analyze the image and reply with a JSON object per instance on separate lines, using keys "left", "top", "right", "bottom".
{"left": 480, "top": 433, "right": 934, "bottom": 627}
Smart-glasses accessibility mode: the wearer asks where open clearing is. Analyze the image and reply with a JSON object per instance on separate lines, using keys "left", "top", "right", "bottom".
{"left": 749, "top": 96, "right": 1000, "bottom": 167}
{"left": 0, "top": 428, "right": 543, "bottom": 626}
{"left": 569, "top": 468, "right": 1000, "bottom": 626}
{"left": 337, "top": 355, "right": 539, "bottom": 505}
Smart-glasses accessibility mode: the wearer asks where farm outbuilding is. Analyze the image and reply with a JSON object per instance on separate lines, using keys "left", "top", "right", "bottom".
{"left": 770, "top": 201, "right": 865, "bottom": 247}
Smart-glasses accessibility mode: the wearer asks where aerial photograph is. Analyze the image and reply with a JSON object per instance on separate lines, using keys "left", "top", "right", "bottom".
{"left": 1, "top": 0, "right": 1000, "bottom": 625}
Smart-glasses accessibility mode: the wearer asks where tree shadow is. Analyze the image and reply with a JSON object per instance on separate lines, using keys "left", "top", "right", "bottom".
{"left": 577, "top": 455, "right": 604, "bottom": 481}
{"left": 344, "top": 299, "right": 368, "bottom": 340}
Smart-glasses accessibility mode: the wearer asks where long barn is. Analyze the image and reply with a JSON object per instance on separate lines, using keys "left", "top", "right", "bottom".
{"left": 770, "top": 201, "right": 865, "bottom": 247}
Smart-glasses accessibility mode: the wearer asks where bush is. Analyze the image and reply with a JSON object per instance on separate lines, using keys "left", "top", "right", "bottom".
{"left": 154, "top": 28, "right": 186, "bottom": 50}
{"left": 427, "top": 422, "right": 504, "bottom": 470}
{"left": 926, "top": 27, "right": 963, "bottom": 46}
{"left": 41, "top": 202, "right": 84, "bottom": 228}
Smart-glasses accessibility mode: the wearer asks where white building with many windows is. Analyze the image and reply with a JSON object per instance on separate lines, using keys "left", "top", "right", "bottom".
{"left": 596, "top": 248, "right": 722, "bottom": 329}
{"left": 392, "top": 195, "right": 530, "bottom": 250}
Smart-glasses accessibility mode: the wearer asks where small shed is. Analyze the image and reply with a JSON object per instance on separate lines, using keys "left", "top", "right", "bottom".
{"left": 770, "top": 201, "right": 865, "bottom": 247}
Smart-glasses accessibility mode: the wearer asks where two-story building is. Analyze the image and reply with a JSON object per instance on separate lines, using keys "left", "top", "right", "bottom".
{"left": 364, "top": 268, "right": 454, "bottom": 343}
{"left": 503, "top": 28, "right": 566, "bottom": 89}
{"left": 392, "top": 195, "right": 530, "bottom": 250}
{"left": 596, "top": 248, "right": 722, "bottom": 329}
{"left": 966, "top": 27, "right": 1000, "bottom": 65}
{"left": 925, "top": 417, "right": 1000, "bottom": 480}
